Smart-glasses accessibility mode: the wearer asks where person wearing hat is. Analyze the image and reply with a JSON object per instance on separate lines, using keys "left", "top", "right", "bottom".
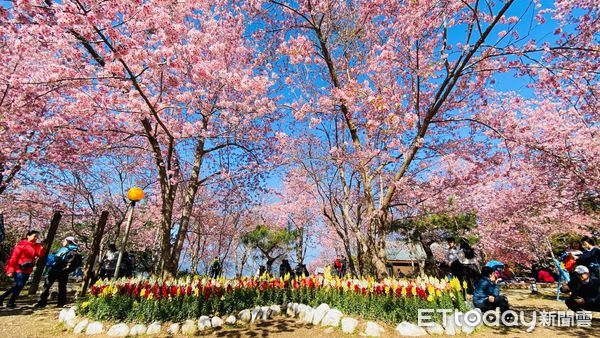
{"left": 35, "top": 236, "right": 82, "bottom": 308}
{"left": 563, "top": 265, "right": 600, "bottom": 312}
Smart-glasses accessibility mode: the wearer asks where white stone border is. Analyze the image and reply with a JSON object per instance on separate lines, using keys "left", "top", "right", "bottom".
{"left": 58, "top": 303, "right": 477, "bottom": 336}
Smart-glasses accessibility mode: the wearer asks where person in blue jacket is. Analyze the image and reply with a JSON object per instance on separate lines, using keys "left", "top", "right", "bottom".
{"left": 35, "top": 236, "right": 81, "bottom": 308}
{"left": 473, "top": 266, "right": 510, "bottom": 313}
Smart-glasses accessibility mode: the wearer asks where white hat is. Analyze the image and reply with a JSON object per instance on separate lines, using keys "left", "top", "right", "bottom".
{"left": 574, "top": 265, "right": 589, "bottom": 274}
{"left": 65, "top": 236, "right": 78, "bottom": 245}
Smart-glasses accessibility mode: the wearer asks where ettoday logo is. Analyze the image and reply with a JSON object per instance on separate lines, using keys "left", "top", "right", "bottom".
{"left": 418, "top": 309, "right": 593, "bottom": 332}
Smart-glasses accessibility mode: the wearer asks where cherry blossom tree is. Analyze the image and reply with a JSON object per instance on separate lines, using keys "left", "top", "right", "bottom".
{"left": 258, "top": 0, "right": 598, "bottom": 276}
{"left": 4, "top": 0, "right": 277, "bottom": 275}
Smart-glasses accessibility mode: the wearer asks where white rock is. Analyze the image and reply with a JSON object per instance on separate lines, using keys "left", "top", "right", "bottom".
{"left": 291, "top": 303, "right": 299, "bottom": 316}
{"left": 270, "top": 304, "right": 282, "bottom": 316}
{"left": 297, "top": 304, "right": 307, "bottom": 319}
{"left": 443, "top": 313, "right": 456, "bottom": 336}
{"left": 395, "top": 321, "right": 427, "bottom": 336}
{"left": 312, "top": 303, "right": 331, "bottom": 325}
{"left": 426, "top": 322, "right": 445, "bottom": 335}
{"left": 85, "top": 321, "right": 104, "bottom": 335}
{"left": 181, "top": 320, "right": 198, "bottom": 335}
{"left": 198, "top": 316, "right": 211, "bottom": 330}
{"left": 303, "top": 306, "right": 314, "bottom": 323}
{"left": 341, "top": 317, "right": 358, "bottom": 334}
{"left": 225, "top": 315, "right": 237, "bottom": 325}
{"left": 211, "top": 316, "right": 224, "bottom": 328}
{"left": 238, "top": 309, "right": 251, "bottom": 323}
{"left": 462, "top": 324, "right": 475, "bottom": 335}
{"left": 107, "top": 323, "right": 130, "bottom": 337}
{"left": 65, "top": 318, "right": 77, "bottom": 329}
{"left": 146, "top": 322, "right": 161, "bottom": 335}
{"left": 364, "top": 321, "right": 385, "bottom": 337}
{"left": 58, "top": 308, "right": 68, "bottom": 322}
{"left": 251, "top": 306, "right": 261, "bottom": 322}
{"left": 74, "top": 319, "right": 89, "bottom": 334}
{"left": 64, "top": 308, "right": 76, "bottom": 322}
{"left": 167, "top": 323, "right": 180, "bottom": 335}
{"left": 286, "top": 303, "right": 295, "bottom": 316}
{"left": 321, "top": 309, "right": 343, "bottom": 327}
{"left": 129, "top": 324, "right": 147, "bottom": 336}
{"left": 261, "top": 306, "right": 270, "bottom": 321}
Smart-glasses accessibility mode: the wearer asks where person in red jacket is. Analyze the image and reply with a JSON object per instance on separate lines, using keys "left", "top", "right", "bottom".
{"left": 0, "top": 230, "right": 45, "bottom": 308}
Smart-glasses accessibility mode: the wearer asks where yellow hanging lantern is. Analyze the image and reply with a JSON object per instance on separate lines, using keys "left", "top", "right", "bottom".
{"left": 127, "top": 187, "right": 145, "bottom": 202}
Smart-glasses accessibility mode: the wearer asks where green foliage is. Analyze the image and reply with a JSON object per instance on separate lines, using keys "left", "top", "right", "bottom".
{"left": 391, "top": 212, "right": 478, "bottom": 244}
{"left": 241, "top": 224, "right": 298, "bottom": 259}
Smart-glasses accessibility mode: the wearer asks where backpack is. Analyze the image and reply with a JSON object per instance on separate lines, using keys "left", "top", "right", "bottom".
{"left": 463, "top": 247, "right": 476, "bottom": 259}
{"left": 50, "top": 247, "right": 82, "bottom": 273}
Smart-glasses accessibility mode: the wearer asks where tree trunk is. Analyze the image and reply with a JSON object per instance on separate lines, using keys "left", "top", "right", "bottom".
{"left": 79, "top": 211, "right": 108, "bottom": 297}
{"left": 266, "top": 257, "right": 275, "bottom": 274}
{"left": 28, "top": 211, "right": 62, "bottom": 295}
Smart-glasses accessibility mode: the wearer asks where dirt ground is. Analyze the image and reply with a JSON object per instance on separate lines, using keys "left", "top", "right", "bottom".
{"left": 0, "top": 287, "right": 598, "bottom": 337}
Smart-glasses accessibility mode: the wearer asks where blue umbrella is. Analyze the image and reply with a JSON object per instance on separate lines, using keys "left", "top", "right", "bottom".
{"left": 485, "top": 260, "right": 505, "bottom": 270}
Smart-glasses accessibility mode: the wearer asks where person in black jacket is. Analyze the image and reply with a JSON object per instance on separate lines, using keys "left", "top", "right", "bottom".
{"left": 279, "top": 259, "right": 293, "bottom": 278}
{"left": 563, "top": 265, "right": 600, "bottom": 312}
{"left": 577, "top": 236, "right": 600, "bottom": 278}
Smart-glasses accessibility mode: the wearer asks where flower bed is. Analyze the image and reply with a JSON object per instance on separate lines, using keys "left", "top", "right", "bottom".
{"left": 79, "top": 274, "right": 466, "bottom": 325}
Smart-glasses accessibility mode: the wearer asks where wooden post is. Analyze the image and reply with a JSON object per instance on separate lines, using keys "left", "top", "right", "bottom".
{"left": 78, "top": 211, "right": 108, "bottom": 298}
{"left": 28, "top": 211, "right": 62, "bottom": 295}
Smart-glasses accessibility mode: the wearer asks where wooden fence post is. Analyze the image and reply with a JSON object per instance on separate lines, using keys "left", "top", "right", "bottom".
{"left": 78, "top": 211, "right": 108, "bottom": 298}
{"left": 28, "top": 211, "right": 62, "bottom": 295}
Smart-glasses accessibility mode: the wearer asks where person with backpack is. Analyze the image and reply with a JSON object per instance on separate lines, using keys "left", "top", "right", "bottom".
{"left": 35, "top": 236, "right": 81, "bottom": 308}
{"left": 458, "top": 240, "right": 480, "bottom": 294}
{"left": 0, "top": 230, "right": 45, "bottom": 308}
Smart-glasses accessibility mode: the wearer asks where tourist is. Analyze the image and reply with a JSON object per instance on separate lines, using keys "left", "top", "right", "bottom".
{"left": 98, "top": 243, "right": 118, "bottom": 279}
{"left": 279, "top": 258, "right": 293, "bottom": 278}
{"left": 0, "top": 230, "right": 45, "bottom": 308}
{"left": 295, "top": 263, "right": 309, "bottom": 277}
{"left": 209, "top": 256, "right": 221, "bottom": 279}
{"left": 458, "top": 240, "right": 480, "bottom": 294}
{"left": 567, "top": 240, "right": 583, "bottom": 258}
{"left": 537, "top": 267, "right": 555, "bottom": 283}
{"left": 334, "top": 255, "right": 343, "bottom": 278}
{"left": 498, "top": 265, "right": 515, "bottom": 281}
{"left": 35, "top": 236, "right": 81, "bottom": 308}
{"left": 473, "top": 266, "right": 510, "bottom": 313}
{"left": 257, "top": 265, "right": 266, "bottom": 277}
{"left": 447, "top": 237, "right": 460, "bottom": 279}
{"left": 577, "top": 236, "right": 600, "bottom": 278}
{"left": 563, "top": 266, "right": 600, "bottom": 312}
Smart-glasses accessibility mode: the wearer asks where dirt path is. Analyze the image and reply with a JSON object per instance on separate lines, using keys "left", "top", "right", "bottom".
{"left": 0, "top": 287, "right": 597, "bottom": 337}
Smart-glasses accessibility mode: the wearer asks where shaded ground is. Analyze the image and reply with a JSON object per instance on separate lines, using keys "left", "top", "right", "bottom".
{"left": 0, "top": 286, "right": 597, "bottom": 337}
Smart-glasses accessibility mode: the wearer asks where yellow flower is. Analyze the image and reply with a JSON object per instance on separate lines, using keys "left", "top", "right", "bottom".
{"left": 401, "top": 287, "right": 407, "bottom": 297}
{"left": 411, "top": 287, "right": 417, "bottom": 296}
{"left": 81, "top": 301, "right": 90, "bottom": 309}
{"left": 140, "top": 289, "right": 147, "bottom": 298}
{"left": 427, "top": 295, "right": 434, "bottom": 302}
{"left": 462, "top": 280, "right": 468, "bottom": 290}
{"left": 436, "top": 290, "right": 442, "bottom": 297}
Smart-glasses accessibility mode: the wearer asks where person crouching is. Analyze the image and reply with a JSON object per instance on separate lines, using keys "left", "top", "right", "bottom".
{"left": 473, "top": 266, "right": 510, "bottom": 314}
{"left": 562, "top": 265, "right": 600, "bottom": 312}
